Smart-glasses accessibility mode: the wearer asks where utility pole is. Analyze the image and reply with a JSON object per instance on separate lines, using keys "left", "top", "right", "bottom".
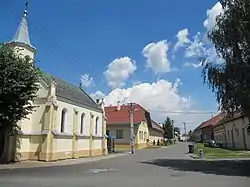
{"left": 184, "top": 122, "right": 187, "bottom": 142}
{"left": 129, "top": 102, "right": 135, "bottom": 154}
{"left": 184, "top": 122, "right": 187, "bottom": 135}
{"left": 171, "top": 120, "right": 175, "bottom": 140}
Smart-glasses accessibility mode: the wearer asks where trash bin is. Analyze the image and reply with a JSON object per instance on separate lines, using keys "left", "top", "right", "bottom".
{"left": 188, "top": 144, "right": 194, "bottom": 153}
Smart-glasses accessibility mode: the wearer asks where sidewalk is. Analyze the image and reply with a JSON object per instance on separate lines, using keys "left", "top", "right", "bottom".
{"left": 0, "top": 153, "right": 127, "bottom": 170}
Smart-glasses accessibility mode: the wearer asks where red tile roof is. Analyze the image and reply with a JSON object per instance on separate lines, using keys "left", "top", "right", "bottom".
{"left": 105, "top": 104, "right": 162, "bottom": 131}
{"left": 151, "top": 120, "right": 164, "bottom": 132}
{"left": 199, "top": 113, "right": 224, "bottom": 129}
{"left": 105, "top": 104, "right": 147, "bottom": 125}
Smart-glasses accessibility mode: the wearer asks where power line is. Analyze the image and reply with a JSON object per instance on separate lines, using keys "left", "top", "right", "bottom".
{"left": 147, "top": 109, "right": 216, "bottom": 114}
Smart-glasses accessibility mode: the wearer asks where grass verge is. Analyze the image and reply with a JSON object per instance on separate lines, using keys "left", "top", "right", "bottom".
{"left": 194, "top": 143, "right": 250, "bottom": 159}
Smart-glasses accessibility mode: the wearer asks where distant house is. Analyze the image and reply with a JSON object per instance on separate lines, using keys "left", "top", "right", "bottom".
{"left": 105, "top": 103, "right": 164, "bottom": 150}
{"left": 193, "top": 114, "right": 223, "bottom": 142}
{"left": 149, "top": 120, "right": 164, "bottom": 143}
{"left": 213, "top": 114, "right": 250, "bottom": 150}
{"left": 193, "top": 124, "right": 203, "bottom": 142}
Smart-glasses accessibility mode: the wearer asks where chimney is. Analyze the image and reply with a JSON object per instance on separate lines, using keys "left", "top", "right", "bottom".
{"left": 117, "top": 101, "right": 121, "bottom": 111}
{"left": 96, "top": 99, "right": 100, "bottom": 104}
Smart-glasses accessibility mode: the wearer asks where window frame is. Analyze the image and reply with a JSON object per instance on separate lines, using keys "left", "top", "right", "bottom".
{"left": 116, "top": 129, "right": 123, "bottom": 139}
{"left": 60, "top": 108, "right": 67, "bottom": 133}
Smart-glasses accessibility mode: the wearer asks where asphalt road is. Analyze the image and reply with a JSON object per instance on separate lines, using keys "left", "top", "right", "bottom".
{"left": 0, "top": 142, "right": 249, "bottom": 187}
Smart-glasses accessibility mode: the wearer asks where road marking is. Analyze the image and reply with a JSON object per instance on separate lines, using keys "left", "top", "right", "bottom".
{"left": 87, "top": 168, "right": 118, "bottom": 173}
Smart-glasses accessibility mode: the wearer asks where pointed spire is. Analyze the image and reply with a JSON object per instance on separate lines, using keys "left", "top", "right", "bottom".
{"left": 11, "top": 1, "right": 32, "bottom": 47}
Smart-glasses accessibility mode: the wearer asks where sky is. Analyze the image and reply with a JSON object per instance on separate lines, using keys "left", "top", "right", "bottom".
{"left": 0, "top": 0, "right": 224, "bottom": 132}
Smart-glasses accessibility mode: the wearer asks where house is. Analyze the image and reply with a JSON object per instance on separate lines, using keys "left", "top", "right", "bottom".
{"left": 149, "top": 120, "right": 164, "bottom": 144}
{"left": 193, "top": 114, "right": 223, "bottom": 142}
{"left": 2, "top": 5, "right": 107, "bottom": 162}
{"left": 213, "top": 114, "right": 250, "bottom": 150}
{"left": 192, "top": 124, "right": 203, "bottom": 142}
{"left": 105, "top": 103, "right": 164, "bottom": 150}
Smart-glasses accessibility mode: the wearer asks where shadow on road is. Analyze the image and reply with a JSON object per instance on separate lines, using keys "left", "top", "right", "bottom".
{"left": 140, "top": 159, "right": 250, "bottom": 177}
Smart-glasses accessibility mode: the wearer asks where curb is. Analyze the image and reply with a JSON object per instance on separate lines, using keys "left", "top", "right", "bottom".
{"left": 0, "top": 153, "right": 127, "bottom": 170}
{"left": 188, "top": 153, "right": 199, "bottom": 159}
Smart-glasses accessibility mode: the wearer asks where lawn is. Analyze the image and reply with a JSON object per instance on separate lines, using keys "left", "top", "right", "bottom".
{"left": 194, "top": 143, "right": 250, "bottom": 159}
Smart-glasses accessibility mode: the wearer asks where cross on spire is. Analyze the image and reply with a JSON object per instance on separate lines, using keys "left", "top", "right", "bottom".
{"left": 24, "top": 1, "right": 29, "bottom": 17}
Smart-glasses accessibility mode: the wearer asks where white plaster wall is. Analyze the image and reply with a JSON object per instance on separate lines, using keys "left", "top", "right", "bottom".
{"left": 193, "top": 129, "right": 202, "bottom": 142}
{"left": 31, "top": 104, "right": 46, "bottom": 133}
{"left": 223, "top": 117, "right": 250, "bottom": 149}
{"left": 56, "top": 100, "right": 103, "bottom": 135}
{"left": 213, "top": 127, "right": 225, "bottom": 144}
{"left": 77, "top": 139, "right": 89, "bottom": 150}
{"left": 107, "top": 125, "right": 130, "bottom": 144}
{"left": 12, "top": 45, "right": 35, "bottom": 60}
{"left": 18, "top": 83, "right": 48, "bottom": 134}
{"left": 55, "top": 137, "right": 72, "bottom": 152}
{"left": 36, "top": 83, "right": 49, "bottom": 98}
{"left": 136, "top": 122, "right": 149, "bottom": 144}
{"left": 57, "top": 101, "right": 74, "bottom": 134}
{"left": 29, "top": 136, "right": 42, "bottom": 152}
{"left": 93, "top": 116, "right": 103, "bottom": 136}
{"left": 93, "top": 139, "right": 102, "bottom": 149}
{"left": 77, "top": 112, "right": 90, "bottom": 134}
{"left": 17, "top": 136, "right": 30, "bottom": 153}
{"left": 149, "top": 129, "right": 163, "bottom": 142}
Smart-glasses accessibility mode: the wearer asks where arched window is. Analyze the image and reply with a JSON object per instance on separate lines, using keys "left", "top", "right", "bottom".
{"left": 60, "top": 109, "right": 67, "bottom": 133}
{"left": 95, "top": 117, "right": 99, "bottom": 135}
{"left": 80, "top": 113, "right": 85, "bottom": 134}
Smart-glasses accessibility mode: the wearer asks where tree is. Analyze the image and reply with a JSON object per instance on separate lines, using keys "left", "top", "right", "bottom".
{"left": 202, "top": 0, "right": 250, "bottom": 122}
{"left": 188, "top": 130, "right": 193, "bottom": 136}
{"left": 0, "top": 45, "right": 39, "bottom": 137}
{"left": 174, "top": 127, "right": 180, "bottom": 135}
{"left": 162, "top": 117, "right": 174, "bottom": 139}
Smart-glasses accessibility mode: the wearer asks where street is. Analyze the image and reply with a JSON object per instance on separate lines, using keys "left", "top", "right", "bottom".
{"left": 0, "top": 142, "right": 249, "bottom": 187}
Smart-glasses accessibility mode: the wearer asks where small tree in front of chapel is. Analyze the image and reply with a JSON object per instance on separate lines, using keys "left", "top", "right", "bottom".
{"left": 0, "top": 45, "right": 39, "bottom": 160}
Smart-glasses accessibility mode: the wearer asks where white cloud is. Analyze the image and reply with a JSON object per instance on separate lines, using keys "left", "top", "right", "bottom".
{"left": 204, "top": 2, "right": 223, "bottom": 31}
{"left": 142, "top": 40, "right": 171, "bottom": 73}
{"left": 80, "top": 74, "right": 94, "bottom": 87}
{"left": 104, "top": 57, "right": 136, "bottom": 89}
{"left": 92, "top": 79, "right": 215, "bottom": 131}
{"left": 185, "top": 32, "right": 205, "bottom": 58}
{"left": 184, "top": 62, "right": 202, "bottom": 69}
{"left": 174, "top": 28, "right": 190, "bottom": 51}
{"left": 90, "top": 91, "right": 105, "bottom": 101}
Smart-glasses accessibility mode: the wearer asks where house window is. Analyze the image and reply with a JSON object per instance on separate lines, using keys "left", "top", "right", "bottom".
{"left": 95, "top": 117, "right": 99, "bottom": 135}
{"left": 144, "top": 132, "right": 147, "bottom": 141}
{"left": 116, "top": 130, "right": 123, "bottom": 139}
{"left": 60, "top": 108, "right": 67, "bottom": 133}
{"left": 80, "top": 113, "right": 85, "bottom": 134}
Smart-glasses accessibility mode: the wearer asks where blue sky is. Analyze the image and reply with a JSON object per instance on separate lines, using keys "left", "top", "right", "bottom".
{"left": 0, "top": 0, "right": 222, "bottom": 130}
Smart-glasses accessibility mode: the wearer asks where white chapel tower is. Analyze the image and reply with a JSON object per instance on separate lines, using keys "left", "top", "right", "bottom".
{"left": 5, "top": 2, "right": 36, "bottom": 60}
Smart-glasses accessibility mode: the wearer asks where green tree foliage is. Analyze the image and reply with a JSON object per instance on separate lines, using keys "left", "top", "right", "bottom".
{"left": 174, "top": 127, "right": 180, "bottom": 135}
{"left": 188, "top": 130, "right": 193, "bottom": 136}
{"left": 202, "top": 0, "right": 250, "bottom": 119}
{"left": 162, "top": 117, "right": 174, "bottom": 139}
{"left": 0, "top": 45, "right": 40, "bottom": 134}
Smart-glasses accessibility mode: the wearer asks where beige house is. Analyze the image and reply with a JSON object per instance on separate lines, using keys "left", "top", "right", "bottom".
{"left": 213, "top": 114, "right": 250, "bottom": 150}
{"left": 105, "top": 103, "right": 163, "bottom": 150}
{"left": 2, "top": 5, "right": 107, "bottom": 162}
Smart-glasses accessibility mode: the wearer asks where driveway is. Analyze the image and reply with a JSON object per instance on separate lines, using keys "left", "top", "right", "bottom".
{"left": 0, "top": 142, "right": 249, "bottom": 187}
